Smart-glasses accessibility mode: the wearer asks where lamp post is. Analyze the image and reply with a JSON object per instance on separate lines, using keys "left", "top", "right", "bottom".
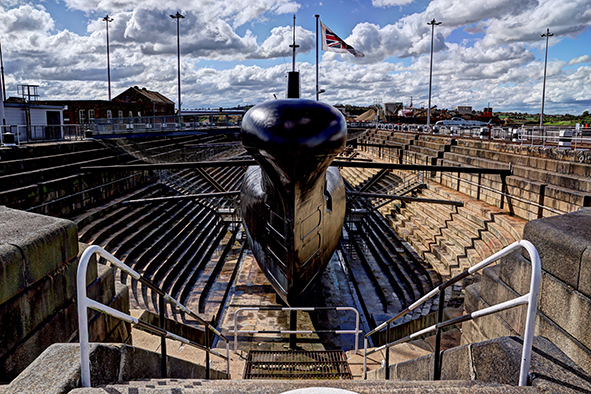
{"left": 170, "top": 11, "right": 184, "bottom": 117}
{"left": 427, "top": 18, "right": 441, "bottom": 131}
{"left": 0, "top": 39, "right": 6, "bottom": 126}
{"left": 103, "top": 15, "right": 113, "bottom": 100}
{"left": 540, "top": 27, "right": 553, "bottom": 128}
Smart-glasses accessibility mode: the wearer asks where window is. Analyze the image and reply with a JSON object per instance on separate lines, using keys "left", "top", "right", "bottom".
{"left": 137, "top": 111, "right": 141, "bottom": 117}
{"left": 106, "top": 110, "right": 112, "bottom": 119}
{"left": 118, "top": 110, "right": 123, "bottom": 118}
{"left": 88, "top": 109, "right": 95, "bottom": 120}
{"left": 128, "top": 111, "right": 133, "bottom": 118}
{"left": 79, "top": 110, "right": 86, "bottom": 124}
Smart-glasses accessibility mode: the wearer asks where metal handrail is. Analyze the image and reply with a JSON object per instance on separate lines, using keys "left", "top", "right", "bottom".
{"left": 232, "top": 306, "right": 361, "bottom": 354}
{"left": 361, "top": 138, "right": 567, "bottom": 217}
{"left": 438, "top": 171, "right": 566, "bottom": 216}
{"left": 77, "top": 245, "right": 230, "bottom": 387}
{"left": 362, "top": 240, "right": 541, "bottom": 386}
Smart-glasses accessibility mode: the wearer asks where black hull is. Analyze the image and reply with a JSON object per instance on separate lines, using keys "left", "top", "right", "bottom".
{"left": 240, "top": 99, "right": 347, "bottom": 305}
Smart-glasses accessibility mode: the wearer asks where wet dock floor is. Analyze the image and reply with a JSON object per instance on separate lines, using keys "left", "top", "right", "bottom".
{"left": 217, "top": 248, "right": 368, "bottom": 355}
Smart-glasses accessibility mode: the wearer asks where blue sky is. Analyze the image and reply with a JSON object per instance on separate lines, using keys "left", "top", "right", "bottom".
{"left": 1, "top": 0, "right": 590, "bottom": 114}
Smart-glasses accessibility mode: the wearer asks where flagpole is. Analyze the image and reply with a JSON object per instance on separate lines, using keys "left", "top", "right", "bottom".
{"left": 315, "top": 14, "right": 320, "bottom": 101}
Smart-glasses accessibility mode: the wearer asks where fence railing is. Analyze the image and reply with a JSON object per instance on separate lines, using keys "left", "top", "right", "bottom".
{"left": 0, "top": 124, "right": 87, "bottom": 144}
{"left": 77, "top": 245, "right": 230, "bottom": 387}
{"left": 232, "top": 306, "right": 361, "bottom": 353}
{"left": 360, "top": 136, "right": 570, "bottom": 219}
{"left": 374, "top": 122, "right": 591, "bottom": 149}
{"left": 363, "top": 240, "right": 541, "bottom": 386}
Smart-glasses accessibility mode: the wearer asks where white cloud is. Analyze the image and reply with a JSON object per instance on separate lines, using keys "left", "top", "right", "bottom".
{"left": 253, "top": 25, "right": 314, "bottom": 59}
{"left": 0, "top": 4, "right": 55, "bottom": 34}
{"left": 568, "top": 55, "right": 591, "bottom": 66}
{"left": 372, "top": 0, "right": 415, "bottom": 7}
{"left": 481, "top": 0, "right": 591, "bottom": 45}
{"left": 1, "top": 0, "right": 591, "bottom": 115}
{"left": 62, "top": 0, "right": 300, "bottom": 27}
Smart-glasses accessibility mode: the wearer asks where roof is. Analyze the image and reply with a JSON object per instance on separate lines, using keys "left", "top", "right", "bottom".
{"left": 118, "top": 86, "right": 175, "bottom": 105}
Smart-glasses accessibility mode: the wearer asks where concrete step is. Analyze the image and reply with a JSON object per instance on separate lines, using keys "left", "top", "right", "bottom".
{"left": 68, "top": 379, "right": 538, "bottom": 394}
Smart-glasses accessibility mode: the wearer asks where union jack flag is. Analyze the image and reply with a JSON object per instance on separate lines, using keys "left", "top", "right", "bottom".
{"left": 321, "top": 21, "right": 364, "bottom": 58}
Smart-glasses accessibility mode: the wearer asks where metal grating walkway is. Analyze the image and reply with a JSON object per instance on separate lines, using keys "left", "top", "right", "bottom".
{"left": 243, "top": 350, "right": 353, "bottom": 380}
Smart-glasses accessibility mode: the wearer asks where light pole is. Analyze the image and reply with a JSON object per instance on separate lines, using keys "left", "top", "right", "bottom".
{"left": 427, "top": 18, "right": 441, "bottom": 130}
{"left": 0, "top": 39, "right": 6, "bottom": 102}
{"left": 170, "top": 11, "right": 184, "bottom": 117}
{"left": 103, "top": 15, "right": 113, "bottom": 100}
{"left": 540, "top": 27, "right": 553, "bottom": 127}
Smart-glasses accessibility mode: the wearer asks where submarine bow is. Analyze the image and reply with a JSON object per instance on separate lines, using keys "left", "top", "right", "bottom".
{"left": 240, "top": 99, "right": 347, "bottom": 305}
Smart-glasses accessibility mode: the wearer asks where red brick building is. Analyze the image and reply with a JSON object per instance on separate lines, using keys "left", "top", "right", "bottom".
{"left": 38, "top": 86, "right": 175, "bottom": 124}
{"left": 113, "top": 86, "right": 175, "bottom": 117}
{"left": 37, "top": 99, "right": 140, "bottom": 124}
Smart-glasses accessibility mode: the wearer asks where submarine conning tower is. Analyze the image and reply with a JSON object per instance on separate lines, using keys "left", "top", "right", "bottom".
{"left": 240, "top": 99, "right": 348, "bottom": 305}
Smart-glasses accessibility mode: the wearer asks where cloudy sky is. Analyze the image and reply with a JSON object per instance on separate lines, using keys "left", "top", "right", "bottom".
{"left": 1, "top": 0, "right": 590, "bottom": 114}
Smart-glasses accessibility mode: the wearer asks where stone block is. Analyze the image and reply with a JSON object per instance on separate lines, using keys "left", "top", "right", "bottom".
{"left": 0, "top": 256, "right": 79, "bottom": 360}
{"left": 0, "top": 206, "right": 78, "bottom": 296}
{"left": 6, "top": 342, "right": 225, "bottom": 393}
{"left": 470, "top": 336, "right": 591, "bottom": 393}
{"left": 3, "top": 343, "right": 82, "bottom": 394}
{"left": 462, "top": 279, "right": 518, "bottom": 343}
{"left": 471, "top": 336, "right": 520, "bottom": 385}
{"left": 440, "top": 342, "right": 472, "bottom": 380}
{"left": 393, "top": 353, "right": 433, "bottom": 381}
{"left": 0, "top": 244, "right": 26, "bottom": 306}
{"left": 538, "top": 271, "right": 591, "bottom": 351}
{"left": 479, "top": 265, "right": 528, "bottom": 336}
{"left": 460, "top": 319, "right": 488, "bottom": 345}
{"left": 536, "top": 312, "right": 591, "bottom": 373}
{"left": 523, "top": 210, "right": 591, "bottom": 294}
{"left": 0, "top": 263, "right": 122, "bottom": 382}
{"left": 499, "top": 250, "right": 532, "bottom": 296}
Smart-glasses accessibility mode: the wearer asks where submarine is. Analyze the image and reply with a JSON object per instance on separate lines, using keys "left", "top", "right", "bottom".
{"left": 240, "top": 70, "right": 347, "bottom": 305}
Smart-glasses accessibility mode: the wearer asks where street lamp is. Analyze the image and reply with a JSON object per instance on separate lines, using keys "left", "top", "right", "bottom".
{"left": 170, "top": 11, "right": 185, "bottom": 117}
{"left": 0, "top": 39, "right": 6, "bottom": 102}
{"left": 540, "top": 27, "right": 553, "bottom": 127}
{"left": 102, "top": 15, "right": 114, "bottom": 100}
{"left": 427, "top": 18, "right": 441, "bottom": 130}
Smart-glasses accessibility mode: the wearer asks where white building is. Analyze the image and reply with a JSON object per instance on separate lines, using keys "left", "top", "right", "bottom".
{"left": 455, "top": 106, "right": 472, "bottom": 115}
{"left": 4, "top": 99, "right": 64, "bottom": 142}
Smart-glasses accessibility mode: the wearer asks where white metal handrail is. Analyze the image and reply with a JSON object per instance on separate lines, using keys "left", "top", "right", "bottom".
{"left": 363, "top": 240, "right": 541, "bottom": 386}
{"left": 77, "top": 245, "right": 230, "bottom": 387}
{"left": 232, "top": 306, "right": 361, "bottom": 353}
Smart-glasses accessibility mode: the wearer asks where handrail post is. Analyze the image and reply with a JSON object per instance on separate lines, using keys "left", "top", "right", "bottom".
{"left": 363, "top": 337, "right": 368, "bottom": 380}
{"left": 77, "top": 246, "right": 96, "bottom": 387}
{"left": 159, "top": 293, "right": 167, "bottom": 378}
{"left": 205, "top": 329, "right": 210, "bottom": 379}
{"left": 289, "top": 309, "right": 297, "bottom": 349}
{"left": 433, "top": 288, "right": 445, "bottom": 380}
{"left": 519, "top": 240, "right": 541, "bottom": 386}
{"left": 385, "top": 321, "right": 390, "bottom": 379}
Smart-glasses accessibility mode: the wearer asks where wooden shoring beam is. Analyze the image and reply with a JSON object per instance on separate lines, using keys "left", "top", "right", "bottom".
{"left": 347, "top": 191, "right": 464, "bottom": 206}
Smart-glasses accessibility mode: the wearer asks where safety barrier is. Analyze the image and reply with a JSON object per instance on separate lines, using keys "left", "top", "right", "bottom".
{"left": 232, "top": 306, "right": 361, "bottom": 353}
{"left": 77, "top": 245, "right": 230, "bottom": 387}
{"left": 363, "top": 240, "right": 541, "bottom": 386}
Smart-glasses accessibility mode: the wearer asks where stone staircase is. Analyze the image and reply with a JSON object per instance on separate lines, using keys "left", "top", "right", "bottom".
{"left": 388, "top": 182, "right": 525, "bottom": 277}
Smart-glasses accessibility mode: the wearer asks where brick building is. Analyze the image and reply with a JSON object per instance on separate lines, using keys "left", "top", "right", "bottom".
{"left": 37, "top": 99, "right": 141, "bottom": 124}
{"left": 113, "top": 86, "right": 175, "bottom": 116}
{"left": 38, "top": 86, "right": 175, "bottom": 124}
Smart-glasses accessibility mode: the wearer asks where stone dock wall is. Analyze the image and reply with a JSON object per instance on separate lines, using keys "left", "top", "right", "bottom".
{"left": 359, "top": 130, "right": 591, "bottom": 277}
{"left": 463, "top": 208, "right": 591, "bottom": 374}
{"left": 0, "top": 207, "right": 130, "bottom": 383}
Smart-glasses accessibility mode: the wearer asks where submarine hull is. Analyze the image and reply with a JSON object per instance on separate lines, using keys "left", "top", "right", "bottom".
{"left": 240, "top": 99, "right": 347, "bottom": 305}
